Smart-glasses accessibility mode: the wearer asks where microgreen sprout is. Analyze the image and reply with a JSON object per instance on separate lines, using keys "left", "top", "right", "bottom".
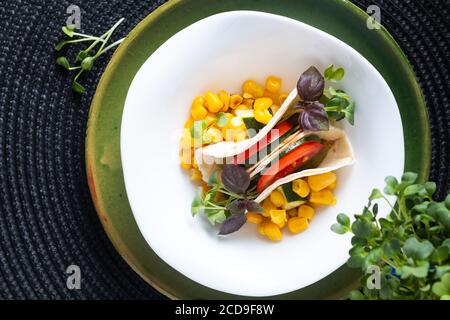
{"left": 55, "top": 18, "right": 125, "bottom": 93}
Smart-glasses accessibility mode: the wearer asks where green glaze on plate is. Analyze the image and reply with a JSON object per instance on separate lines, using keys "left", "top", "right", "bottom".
{"left": 85, "top": 0, "right": 430, "bottom": 299}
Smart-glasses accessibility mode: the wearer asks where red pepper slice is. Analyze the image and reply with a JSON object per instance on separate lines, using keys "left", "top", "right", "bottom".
{"left": 256, "top": 141, "right": 324, "bottom": 193}
{"left": 233, "top": 120, "right": 294, "bottom": 164}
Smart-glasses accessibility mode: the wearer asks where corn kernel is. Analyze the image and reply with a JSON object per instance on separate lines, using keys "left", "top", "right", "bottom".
{"left": 292, "top": 179, "right": 310, "bottom": 198}
{"left": 204, "top": 91, "right": 223, "bottom": 112}
{"left": 242, "top": 80, "right": 264, "bottom": 98}
{"left": 278, "top": 92, "right": 289, "bottom": 105}
{"left": 233, "top": 129, "right": 247, "bottom": 142}
{"left": 308, "top": 172, "right": 337, "bottom": 192}
{"left": 229, "top": 116, "right": 246, "bottom": 129}
{"left": 254, "top": 108, "right": 272, "bottom": 125}
{"left": 257, "top": 221, "right": 266, "bottom": 235}
{"left": 265, "top": 75, "right": 282, "bottom": 93}
{"left": 204, "top": 112, "right": 217, "bottom": 126}
{"left": 287, "top": 208, "right": 298, "bottom": 217}
{"left": 270, "top": 190, "right": 286, "bottom": 207}
{"left": 309, "top": 190, "right": 336, "bottom": 205}
{"left": 263, "top": 221, "right": 282, "bottom": 241}
{"left": 180, "top": 148, "right": 192, "bottom": 169}
{"left": 297, "top": 205, "right": 315, "bottom": 221}
{"left": 184, "top": 117, "right": 194, "bottom": 128}
{"left": 180, "top": 129, "right": 194, "bottom": 149}
{"left": 230, "top": 94, "right": 243, "bottom": 109}
{"left": 191, "top": 95, "right": 205, "bottom": 108}
{"left": 233, "top": 105, "right": 250, "bottom": 115}
{"left": 270, "top": 209, "right": 287, "bottom": 225}
{"left": 219, "top": 90, "right": 230, "bottom": 112}
{"left": 222, "top": 128, "right": 235, "bottom": 141}
{"left": 328, "top": 181, "right": 337, "bottom": 190}
{"left": 243, "top": 92, "right": 253, "bottom": 99}
{"left": 206, "top": 127, "right": 223, "bottom": 143}
{"left": 288, "top": 217, "right": 309, "bottom": 234}
{"left": 242, "top": 98, "right": 254, "bottom": 107}
{"left": 191, "top": 104, "right": 208, "bottom": 120}
{"left": 246, "top": 212, "right": 263, "bottom": 224}
{"left": 189, "top": 168, "right": 202, "bottom": 181}
{"left": 262, "top": 198, "right": 277, "bottom": 217}
{"left": 253, "top": 97, "right": 273, "bottom": 111}
{"left": 276, "top": 220, "right": 286, "bottom": 229}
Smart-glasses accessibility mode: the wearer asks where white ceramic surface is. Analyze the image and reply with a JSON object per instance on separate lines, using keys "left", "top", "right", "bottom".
{"left": 121, "top": 11, "right": 404, "bottom": 296}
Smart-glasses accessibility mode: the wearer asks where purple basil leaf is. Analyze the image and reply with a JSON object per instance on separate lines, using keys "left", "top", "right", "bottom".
{"left": 298, "top": 102, "right": 329, "bottom": 131}
{"left": 245, "top": 200, "right": 263, "bottom": 213}
{"left": 297, "top": 66, "right": 325, "bottom": 102}
{"left": 218, "top": 214, "right": 247, "bottom": 235}
{"left": 226, "top": 200, "right": 247, "bottom": 215}
{"left": 221, "top": 164, "right": 250, "bottom": 194}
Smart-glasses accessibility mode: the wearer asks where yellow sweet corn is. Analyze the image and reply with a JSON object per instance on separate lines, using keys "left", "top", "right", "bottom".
{"left": 243, "top": 92, "right": 253, "bottom": 99}
{"left": 328, "top": 181, "right": 337, "bottom": 190}
{"left": 309, "top": 190, "right": 336, "bottom": 205}
{"left": 206, "top": 127, "right": 223, "bottom": 143}
{"left": 262, "top": 198, "right": 277, "bottom": 217}
{"left": 229, "top": 116, "right": 246, "bottom": 130}
{"left": 287, "top": 208, "right": 298, "bottom": 217}
{"left": 219, "top": 90, "right": 230, "bottom": 112}
{"left": 257, "top": 221, "right": 266, "bottom": 235}
{"left": 278, "top": 92, "right": 289, "bottom": 105}
{"left": 254, "top": 108, "right": 272, "bottom": 125}
{"left": 233, "top": 105, "right": 250, "bottom": 115}
{"left": 276, "top": 220, "right": 286, "bottom": 229}
{"left": 270, "top": 190, "right": 285, "bottom": 207}
{"left": 292, "top": 179, "right": 310, "bottom": 198}
{"left": 242, "top": 98, "right": 254, "bottom": 107}
{"left": 233, "top": 129, "right": 247, "bottom": 142}
{"left": 191, "top": 95, "right": 205, "bottom": 108}
{"left": 191, "top": 104, "right": 208, "bottom": 120}
{"left": 205, "top": 112, "right": 217, "bottom": 126}
{"left": 189, "top": 168, "right": 202, "bottom": 181}
{"left": 180, "top": 129, "right": 193, "bottom": 149}
{"left": 222, "top": 128, "right": 235, "bottom": 141}
{"left": 242, "top": 80, "right": 264, "bottom": 98}
{"left": 307, "top": 172, "right": 337, "bottom": 192}
{"left": 270, "top": 209, "right": 287, "bottom": 225}
{"left": 230, "top": 94, "right": 243, "bottom": 109}
{"left": 184, "top": 117, "right": 194, "bottom": 128}
{"left": 204, "top": 91, "right": 223, "bottom": 112}
{"left": 288, "top": 217, "right": 309, "bottom": 234}
{"left": 297, "top": 205, "right": 315, "bottom": 221}
{"left": 263, "top": 221, "right": 282, "bottom": 241}
{"left": 180, "top": 148, "right": 192, "bottom": 169}
{"left": 246, "top": 212, "right": 263, "bottom": 224}
{"left": 265, "top": 75, "right": 282, "bottom": 93}
{"left": 253, "top": 97, "right": 273, "bottom": 111}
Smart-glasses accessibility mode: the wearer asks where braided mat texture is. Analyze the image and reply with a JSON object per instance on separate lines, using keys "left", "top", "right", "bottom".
{"left": 0, "top": 0, "right": 448, "bottom": 299}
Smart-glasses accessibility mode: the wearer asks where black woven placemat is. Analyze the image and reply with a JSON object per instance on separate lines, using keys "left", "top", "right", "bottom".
{"left": 0, "top": 0, "right": 448, "bottom": 299}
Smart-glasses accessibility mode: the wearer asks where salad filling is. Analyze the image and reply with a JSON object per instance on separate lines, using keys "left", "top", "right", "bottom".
{"left": 182, "top": 65, "right": 356, "bottom": 241}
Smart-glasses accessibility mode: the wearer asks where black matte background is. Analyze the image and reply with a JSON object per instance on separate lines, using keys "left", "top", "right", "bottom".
{"left": 0, "top": 0, "right": 448, "bottom": 299}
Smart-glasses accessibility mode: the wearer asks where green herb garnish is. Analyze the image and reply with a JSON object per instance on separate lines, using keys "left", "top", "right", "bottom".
{"left": 191, "top": 164, "right": 262, "bottom": 235}
{"left": 332, "top": 172, "right": 450, "bottom": 300}
{"left": 55, "top": 18, "right": 125, "bottom": 93}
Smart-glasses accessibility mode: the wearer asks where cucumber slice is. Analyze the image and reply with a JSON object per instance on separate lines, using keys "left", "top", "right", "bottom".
{"left": 277, "top": 182, "right": 307, "bottom": 210}
{"left": 242, "top": 116, "right": 264, "bottom": 137}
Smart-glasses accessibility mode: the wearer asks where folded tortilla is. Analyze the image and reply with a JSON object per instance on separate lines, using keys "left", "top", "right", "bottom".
{"left": 195, "top": 87, "right": 299, "bottom": 182}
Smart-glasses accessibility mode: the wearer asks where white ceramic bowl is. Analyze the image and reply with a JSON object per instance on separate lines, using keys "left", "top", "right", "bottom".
{"left": 121, "top": 11, "right": 404, "bottom": 296}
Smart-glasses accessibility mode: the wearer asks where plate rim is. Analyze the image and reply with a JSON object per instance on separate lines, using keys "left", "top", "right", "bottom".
{"left": 85, "top": 0, "right": 430, "bottom": 299}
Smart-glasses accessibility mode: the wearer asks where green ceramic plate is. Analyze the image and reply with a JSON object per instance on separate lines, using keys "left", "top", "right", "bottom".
{"left": 86, "top": 0, "right": 430, "bottom": 299}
